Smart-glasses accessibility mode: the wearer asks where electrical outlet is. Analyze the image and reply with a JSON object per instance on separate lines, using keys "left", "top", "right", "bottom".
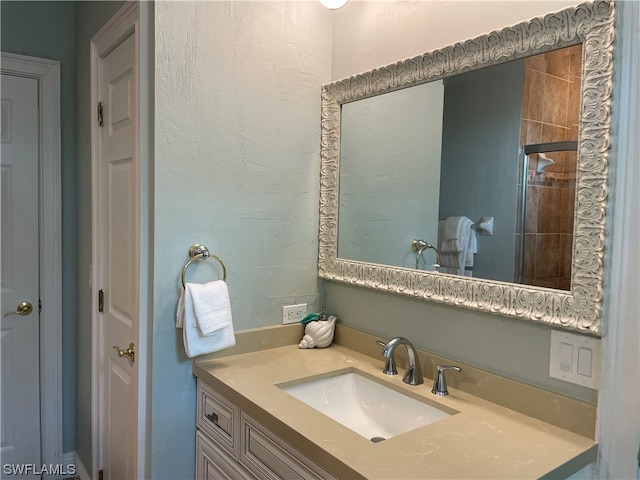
{"left": 282, "top": 303, "right": 307, "bottom": 325}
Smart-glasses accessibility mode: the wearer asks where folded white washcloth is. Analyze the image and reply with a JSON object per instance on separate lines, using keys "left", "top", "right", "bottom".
{"left": 187, "top": 281, "right": 232, "bottom": 335}
{"left": 177, "top": 281, "right": 236, "bottom": 358}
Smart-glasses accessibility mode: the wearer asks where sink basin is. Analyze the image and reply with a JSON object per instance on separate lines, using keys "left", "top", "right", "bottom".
{"left": 279, "top": 371, "right": 452, "bottom": 442}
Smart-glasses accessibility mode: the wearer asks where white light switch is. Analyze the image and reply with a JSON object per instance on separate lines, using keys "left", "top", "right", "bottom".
{"left": 577, "top": 347, "right": 593, "bottom": 377}
{"left": 559, "top": 342, "right": 574, "bottom": 372}
{"left": 549, "top": 330, "right": 600, "bottom": 389}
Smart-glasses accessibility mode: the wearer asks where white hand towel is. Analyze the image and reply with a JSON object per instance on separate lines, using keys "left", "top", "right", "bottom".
{"left": 179, "top": 281, "right": 236, "bottom": 358}
{"left": 176, "top": 289, "right": 186, "bottom": 327}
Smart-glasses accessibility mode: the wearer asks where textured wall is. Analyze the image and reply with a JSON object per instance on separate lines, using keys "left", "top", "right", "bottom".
{"left": 153, "top": 2, "right": 331, "bottom": 477}
{"left": 331, "top": 1, "right": 581, "bottom": 81}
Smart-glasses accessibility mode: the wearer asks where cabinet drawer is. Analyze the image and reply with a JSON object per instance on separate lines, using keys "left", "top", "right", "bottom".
{"left": 239, "top": 413, "right": 337, "bottom": 480}
{"left": 196, "top": 431, "right": 254, "bottom": 480}
{"left": 197, "top": 379, "right": 239, "bottom": 455}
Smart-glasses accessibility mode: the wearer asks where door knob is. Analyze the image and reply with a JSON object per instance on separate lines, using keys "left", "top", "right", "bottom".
{"left": 3, "top": 301, "right": 34, "bottom": 318}
{"left": 113, "top": 342, "right": 135, "bottom": 362}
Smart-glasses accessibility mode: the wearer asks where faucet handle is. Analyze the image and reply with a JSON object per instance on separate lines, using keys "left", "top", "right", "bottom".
{"left": 375, "top": 340, "right": 398, "bottom": 375}
{"left": 431, "top": 365, "right": 462, "bottom": 396}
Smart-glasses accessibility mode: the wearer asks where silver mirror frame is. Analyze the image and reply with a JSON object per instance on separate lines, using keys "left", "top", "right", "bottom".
{"left": 318, "top": 1, "right": 614, "bottom": 335}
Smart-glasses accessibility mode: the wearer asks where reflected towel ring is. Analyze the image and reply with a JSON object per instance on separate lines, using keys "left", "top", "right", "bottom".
{"left": 181, "top": 243, "right": 227, "bottom": 287}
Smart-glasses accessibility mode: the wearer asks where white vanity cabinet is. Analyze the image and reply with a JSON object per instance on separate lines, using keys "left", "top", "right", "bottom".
{"left": 196, "top": 379, "right": 337, "bottom": 480}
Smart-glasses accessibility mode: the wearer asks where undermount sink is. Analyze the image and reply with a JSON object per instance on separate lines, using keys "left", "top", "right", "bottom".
{"left": 279, "top": 370, "right": 452, "bottom": 442}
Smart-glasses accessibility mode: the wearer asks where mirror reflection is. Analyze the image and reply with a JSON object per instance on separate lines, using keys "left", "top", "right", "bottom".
{"left": 336, "top": 44, "right": 582, "bottom": 290}
{"left": 338, "top": 81, "right": 444, "bottom": 269}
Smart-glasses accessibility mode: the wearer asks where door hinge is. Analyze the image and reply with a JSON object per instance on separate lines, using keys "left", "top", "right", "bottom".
{"left": 98, "top": 469, "right": 104, "bottom": 480}
{"left": 39, "top": 299, "right": 42, "bottom": 313}
{"left": 98, "top": 289, "right": 104, "bottom": 313}
{"left": 98, "top": 102, "right": 104, "bottom": 127}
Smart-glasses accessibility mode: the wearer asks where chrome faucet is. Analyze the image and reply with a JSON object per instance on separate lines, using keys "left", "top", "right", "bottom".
{"left": 375, "top": 337, "right": 424, "bottom": 386}
{"left": 431, "top": 364, "right": 462, "bottom": 396}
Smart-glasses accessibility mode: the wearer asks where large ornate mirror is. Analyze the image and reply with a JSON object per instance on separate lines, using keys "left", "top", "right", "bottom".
{"left": 318, "top": 1, "right": 614, "bottom": 335}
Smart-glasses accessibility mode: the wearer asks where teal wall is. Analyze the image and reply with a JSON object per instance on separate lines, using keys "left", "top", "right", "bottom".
{"left": 1, "top": 0, "right": 77, "bottom": 454}
{"left": 153, "top": 2, "right": 331, "bottom": 476}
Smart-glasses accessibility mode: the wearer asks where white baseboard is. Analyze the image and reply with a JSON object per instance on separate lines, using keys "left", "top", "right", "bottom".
{"left": 62, "top": 451, "right": 90, "bottom": 480}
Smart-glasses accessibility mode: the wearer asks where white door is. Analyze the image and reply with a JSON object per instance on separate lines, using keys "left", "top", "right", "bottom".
{"left": 96, "top": 32, "right": 139, "bottom": 480}
{"left": 1, "top": 74, "right": 41, "bottom": 476}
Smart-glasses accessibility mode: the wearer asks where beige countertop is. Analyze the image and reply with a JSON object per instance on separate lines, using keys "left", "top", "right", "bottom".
{"left": 193, "top": 342, "right": 596, "bottom": 479}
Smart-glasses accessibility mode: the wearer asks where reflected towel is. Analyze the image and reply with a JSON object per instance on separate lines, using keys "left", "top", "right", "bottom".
{"left": 440, "top": 216, "right": 473, "bottom": 253}
{"left": 438, "top": 216, "right": 476, "bottom": 276}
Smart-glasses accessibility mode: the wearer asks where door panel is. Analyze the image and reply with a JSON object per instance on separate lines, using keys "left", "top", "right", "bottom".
{"left": 98, "top": 32, "right": 139, "bottom": 479}
{"left": 0, "top": 73, "right": 41, "bottom": 476}
{"left": 108, "top": 158, "right": 135, "bottom": 324}
{"left": 106, "top": 359, "right": 134, "bottom": 479}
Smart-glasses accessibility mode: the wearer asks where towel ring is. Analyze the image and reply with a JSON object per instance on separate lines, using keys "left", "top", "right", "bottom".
{"left": 181, "top": 243, "right": 227, "bottom": 287}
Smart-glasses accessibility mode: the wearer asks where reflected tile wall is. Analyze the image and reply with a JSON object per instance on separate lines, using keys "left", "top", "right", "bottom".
{"left": 520, "top": 44, "right": 581, "bottom": 290}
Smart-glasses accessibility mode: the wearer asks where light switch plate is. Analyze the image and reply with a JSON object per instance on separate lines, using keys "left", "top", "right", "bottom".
{"left": 550, "top": 330, "right": 601, "bottom": 389}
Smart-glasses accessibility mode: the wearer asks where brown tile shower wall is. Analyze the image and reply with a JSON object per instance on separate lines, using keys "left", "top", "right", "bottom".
{"left": 520, "top": 45, "right": 581, "bottom": 290}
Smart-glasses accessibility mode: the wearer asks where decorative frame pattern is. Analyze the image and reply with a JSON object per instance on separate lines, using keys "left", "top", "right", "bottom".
{"left": 318, "top": 1, "right": 614, "bottom": 335}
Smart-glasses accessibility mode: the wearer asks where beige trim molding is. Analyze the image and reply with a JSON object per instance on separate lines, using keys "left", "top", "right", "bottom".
{"left": 318, "top": 1, "right": 615, "bottom": 335}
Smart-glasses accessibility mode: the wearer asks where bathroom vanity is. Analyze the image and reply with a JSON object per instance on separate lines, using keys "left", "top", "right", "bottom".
{"left": 194, "top": 378, "right": 338, "bottom": 479}
{"left": 193, "top": 325, "right": 596, "bottom": 479}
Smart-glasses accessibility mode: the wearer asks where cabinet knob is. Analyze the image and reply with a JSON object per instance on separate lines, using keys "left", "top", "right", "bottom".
{"left": 205, "top": 412, "right": 219, "bottom": 425}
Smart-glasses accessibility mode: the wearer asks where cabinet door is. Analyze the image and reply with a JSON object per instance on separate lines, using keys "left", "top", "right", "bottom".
{"left": 197, "top": 380, "right": 240, "bottom": 456}
{"left": 196, "top": 431, "right": 255, "bottom": 480}
{"left": 239, "top": 413, "right": 337, "bottom": 480}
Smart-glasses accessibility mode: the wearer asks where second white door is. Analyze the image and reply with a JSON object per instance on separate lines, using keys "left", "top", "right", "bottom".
{"left": 0, "top": 72, "right": 41, "bottom": 479}
{"left": 96, "top": 31, "right": 140, "bottom": 479}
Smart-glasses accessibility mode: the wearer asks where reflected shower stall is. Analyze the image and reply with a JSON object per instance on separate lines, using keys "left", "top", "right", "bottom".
{"left": 515, "top": 45, "right": 581, "bottom": 290}
{"left": 516, "top": 142, "right": 577, "bottom": 290}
